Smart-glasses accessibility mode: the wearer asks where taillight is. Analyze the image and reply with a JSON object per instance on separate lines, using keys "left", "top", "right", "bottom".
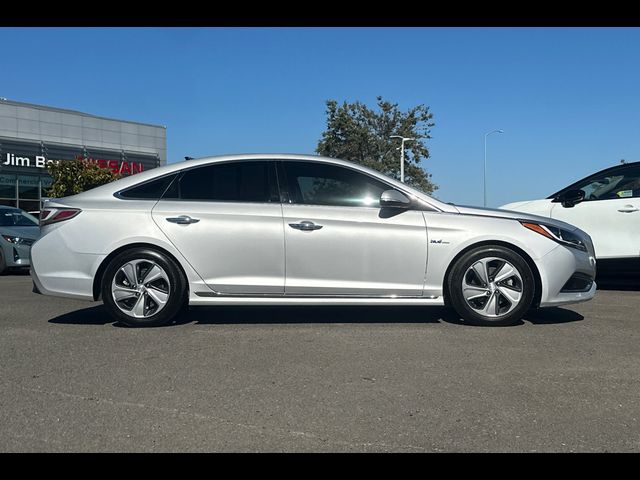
{"left": 40, "top": 208, "right": 81, "bottom": 226}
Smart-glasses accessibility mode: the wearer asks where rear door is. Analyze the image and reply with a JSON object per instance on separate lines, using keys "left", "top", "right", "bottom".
{"left": 151, "top": 160, "right": 285, "bottom": 294}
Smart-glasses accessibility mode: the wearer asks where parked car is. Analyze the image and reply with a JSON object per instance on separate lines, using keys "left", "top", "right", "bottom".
{"left": 501, "top": 161, "right": 640, "bottom": 277}
{"left": 0, "top": 206, "right": 40, "bottom": 274}
{"left": 30, "top": 154, "right": 596, "bottom": 327}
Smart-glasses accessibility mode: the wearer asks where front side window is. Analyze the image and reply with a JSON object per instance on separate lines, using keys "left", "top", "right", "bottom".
{"left": 570, "top": 165, "right": 640, "bottom": 201}
{"left": 169, "top": 161, "right": 278, "bottom": 203}
{"left": 283, "top": 161, "right": 389, "bottom": 207}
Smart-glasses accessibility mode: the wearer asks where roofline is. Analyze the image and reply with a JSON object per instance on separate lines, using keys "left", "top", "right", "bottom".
{"left": 66, "top": 153, "right": 455, "bottom": 213}
{"left": 0, "top": 98, "right": 166, "bottom": 130}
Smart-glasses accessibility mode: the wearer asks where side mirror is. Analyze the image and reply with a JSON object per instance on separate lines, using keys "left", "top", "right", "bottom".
{"left": 380, "top": 189, "right": 411, "bottom": 209}
{"left": 553, "top": 189, "right": 585, "bottom": 208}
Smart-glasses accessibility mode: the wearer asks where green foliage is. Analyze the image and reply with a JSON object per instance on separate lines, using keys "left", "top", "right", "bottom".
{"left": 46, "top": 159, "right": 122, "bottom": 198}
{"left": 316, "top": 96, "right": 437, "bottom": 194}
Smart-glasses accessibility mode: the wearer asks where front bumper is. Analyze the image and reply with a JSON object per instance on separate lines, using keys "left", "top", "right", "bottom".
{"left": 537, "top": 244, "right": 597, "bottom": 308}
{"left": 1, "top": 242, "right": 31, "bottom": 268}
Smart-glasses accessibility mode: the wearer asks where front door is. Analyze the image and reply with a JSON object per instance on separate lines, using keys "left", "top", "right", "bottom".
{"left": 280, "top": 160, "right": 428, "bottom": 296}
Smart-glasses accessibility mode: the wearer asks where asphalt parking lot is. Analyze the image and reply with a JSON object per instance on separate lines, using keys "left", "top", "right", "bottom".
{"left": 1, "top": 273, "right": 639, "bottom": 452}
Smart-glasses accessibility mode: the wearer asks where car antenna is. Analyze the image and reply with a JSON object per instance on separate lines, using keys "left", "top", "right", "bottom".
{"left": 185, "top": 156, "right": 194, "bottom": 161}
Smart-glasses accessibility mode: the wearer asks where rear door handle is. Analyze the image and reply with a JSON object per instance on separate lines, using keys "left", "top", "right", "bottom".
{"left": 618, "top": 205, "right": 639, "bottom": 213}
{"left": 166, "top": 215, "right": 200, "bottom": 224}
{"left": 289, "top": 221, "right": 323, "bottom": 231}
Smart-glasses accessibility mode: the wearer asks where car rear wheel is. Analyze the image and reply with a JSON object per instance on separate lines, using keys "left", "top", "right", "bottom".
{"left": 447, "top": 245, "right": 535, "bottom": 326}
{"left": 101, "top": 248, "right": 187, "bottom": 327}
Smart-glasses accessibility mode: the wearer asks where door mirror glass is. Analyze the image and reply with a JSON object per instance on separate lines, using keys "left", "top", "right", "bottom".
{"left": 554, "top": 189, "right": 585, "bottom": 208}
{"left": 380, "top": 189, "right": 411, "bottom": 209}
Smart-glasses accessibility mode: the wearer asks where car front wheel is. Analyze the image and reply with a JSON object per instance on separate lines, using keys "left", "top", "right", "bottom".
{"left": 101, "top": 248, "right": 187, "bottom": 327}
{"left": 447, "top": 245, "right": 535, "bottom": 326}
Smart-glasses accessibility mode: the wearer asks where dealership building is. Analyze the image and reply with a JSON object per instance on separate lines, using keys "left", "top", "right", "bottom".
{"left": 0, "top": 98, "right": 166, "bottom": 212}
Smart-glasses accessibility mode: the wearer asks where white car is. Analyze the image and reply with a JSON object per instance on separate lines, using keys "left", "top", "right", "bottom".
{"left": 502, "top": 161, "right": 640, "bottom": 276}
{"left": 30, "top": 154, "right": 596, "bottom": 327}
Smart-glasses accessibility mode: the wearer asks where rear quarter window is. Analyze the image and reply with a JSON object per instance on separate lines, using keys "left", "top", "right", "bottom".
{"left": 117, "top": 174, "right": 179, "bottom": 200}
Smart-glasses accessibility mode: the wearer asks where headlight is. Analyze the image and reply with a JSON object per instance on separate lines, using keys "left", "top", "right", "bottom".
{"left": 520, "top": 222, "right": 587, "bottom": 252}
{"left": 1, "top": 235, "right": 35, "bottom": 246}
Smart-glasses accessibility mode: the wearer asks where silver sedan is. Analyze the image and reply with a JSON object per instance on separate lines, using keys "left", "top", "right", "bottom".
{"left": 1, "top": 206, "right": 39, "bottom": 274}
{"left": 30, "top": 154, "right": 597, "bottom": 327}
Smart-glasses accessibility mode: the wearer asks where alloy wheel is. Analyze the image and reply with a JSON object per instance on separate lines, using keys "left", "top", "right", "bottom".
{"left": 111, "top": 259, "right": 171, "bottom": 319}
{"left": 461, "top": 257, "right": 524, "bottom": 318}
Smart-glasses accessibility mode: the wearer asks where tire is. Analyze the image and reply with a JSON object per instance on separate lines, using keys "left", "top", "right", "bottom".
{"left": 446, "top": 245, "right": 535, "bottom": 326}
{"left": 101, "top": 247, "right": 187, "bottom": 327}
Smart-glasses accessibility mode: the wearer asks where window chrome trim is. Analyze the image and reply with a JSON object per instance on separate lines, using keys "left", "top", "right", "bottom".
{"left": 113, "top": 157, "right": 443, "bottom": 211}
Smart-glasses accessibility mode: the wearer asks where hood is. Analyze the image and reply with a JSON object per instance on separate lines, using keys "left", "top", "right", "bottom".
{"left": 0, "top": 225, "right": 40, "bottom": 240}
{"left": 500, "top": 199, "right": 537, "bottom": 210}
{"left": 500, "top": 198, "right": 555, "bottom": 217}
{"left": 453, "top": 204, "right": 580, "bottom": 232}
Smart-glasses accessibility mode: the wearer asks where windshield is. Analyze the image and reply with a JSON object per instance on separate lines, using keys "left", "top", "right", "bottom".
{"left": 0, "top": 209, "right": 39, "bottom": 227}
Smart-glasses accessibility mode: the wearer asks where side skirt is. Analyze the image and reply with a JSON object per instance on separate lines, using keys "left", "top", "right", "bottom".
{"left": 189, "top": 292, "right": 445, "bottom": 306}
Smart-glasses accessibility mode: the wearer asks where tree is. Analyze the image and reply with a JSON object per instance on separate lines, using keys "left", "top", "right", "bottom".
{"left": 316, "top": 96, "right": 437, "bottom": 194}
{"left": 46, "top": 159, "right": 122, "bottom": 198}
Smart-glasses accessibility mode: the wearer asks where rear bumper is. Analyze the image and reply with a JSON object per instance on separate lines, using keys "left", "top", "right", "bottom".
{"left": 29, "top": 237, "right": 102, "bottom": 301}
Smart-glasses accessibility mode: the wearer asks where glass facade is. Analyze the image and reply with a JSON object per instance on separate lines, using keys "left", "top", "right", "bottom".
{"left": 0, "top": 173, "right": 53, "bottom": 212}
{"left": 0, "top": 99, "right": 167, "bottom": 214}
{"left": 0, "top": 137, "right": 161, "bottom": 213}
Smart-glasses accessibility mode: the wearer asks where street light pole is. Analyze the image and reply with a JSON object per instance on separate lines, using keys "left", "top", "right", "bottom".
{"left": 390, "top": 135, "right": 415, "bottom": 183}
{"left": 484, "top": 129, "right": 504, "bottom": 207}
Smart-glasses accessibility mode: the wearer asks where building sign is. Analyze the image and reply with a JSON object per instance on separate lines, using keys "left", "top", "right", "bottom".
{"left": 2, "top": 152, "right": 145, "bottom": 175}
{"left": 3, "top": 153, "right": 51, "bottom": 168}
{"left": 78, "top": 155, "right": 145, "bottom": 175}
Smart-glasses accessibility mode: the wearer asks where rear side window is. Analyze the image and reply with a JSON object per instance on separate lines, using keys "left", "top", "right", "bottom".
{"left": 118, "top": 174, "right": 178, "bottom": 200}
{"left": 174, "top": 161, "right": 278, "bottom": 203}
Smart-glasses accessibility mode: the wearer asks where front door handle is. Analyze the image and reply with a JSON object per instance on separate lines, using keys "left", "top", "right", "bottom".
{"left": 166, "top": 215, "right": 200, "bottom": 225}
{"left": 289, "top": 220, "right": 323, "bottom": 231}
{"left": 618, "top": 205, "right": 639, "bottom": 213}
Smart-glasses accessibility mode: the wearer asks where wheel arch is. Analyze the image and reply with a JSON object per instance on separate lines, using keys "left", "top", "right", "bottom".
{"left": 442, "top": 240, "right": 543, "bottom": 309}
{"left": 93, "top": 242, "right": 190, "bottom": 301}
